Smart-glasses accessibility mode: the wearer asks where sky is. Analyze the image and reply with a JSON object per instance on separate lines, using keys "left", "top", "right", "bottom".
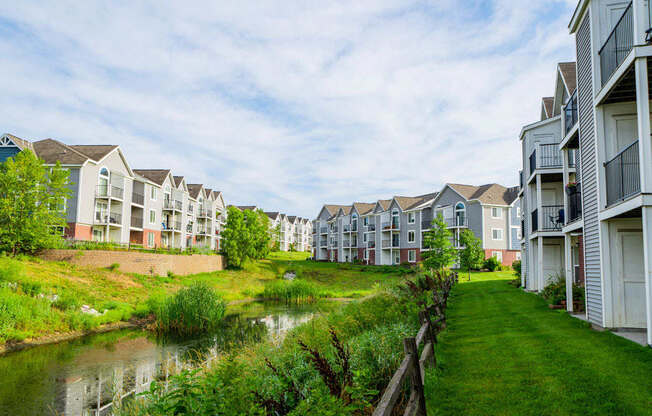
{"left": 0, "top": 0, "right": 577, "bottom": 218}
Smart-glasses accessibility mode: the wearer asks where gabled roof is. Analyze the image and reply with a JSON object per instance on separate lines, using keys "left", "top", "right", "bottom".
{"left": 173, "top": 176, "right": 184, "bottom": 187}
{"left": 265, "top": 211, "right": 280, "bottom": 220}
{"left": 393, "top": 196, "right": 424, "bottom": 211}
{"left": 558, "top": 62, "right": 577, "bottom": 95}
{"left": 204, "top": 188, "right": 213, "bottom": 199}
{"left": 447, "top": 183, "right": 518, "bottom": 206}
{"left": 323, "top": 204, "right": 350, "bottom": 216}
{"left": 352, "top": 202, "right": 375, "bottom": 215}
{"left": 133, "top": 169, "right": 172, "bottom": 186}
{"left": 377, "top": 199, "right": 391, "bottom": 210}
{"left": 287, "top": 215, "right": 297, "bottom": 223}
{"left": 2, "top": 133, "right": 34, "bottom": 152}
{"left": 69, "top": 145, "right": 118, "bottom": 161}
{"left": 541, "top": 97, "right": 554, "bottom": 120}
{"left": 33, "top": 139, "right": 91, "bottom": 165}
{"left": 187, "top": 184, "right": 204, "bottom": 199}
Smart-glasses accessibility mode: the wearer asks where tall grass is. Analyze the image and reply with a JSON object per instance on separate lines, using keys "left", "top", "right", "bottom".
{"left": 260, "top": 279, "right": 324, "bottom": 303}
{"left": 150, "top": 282, "right": 226, "bottom": 336}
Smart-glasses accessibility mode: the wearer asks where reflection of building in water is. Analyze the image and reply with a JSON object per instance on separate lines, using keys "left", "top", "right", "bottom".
{"left": 258, "top": 313, "right": 314, "bottom": 336}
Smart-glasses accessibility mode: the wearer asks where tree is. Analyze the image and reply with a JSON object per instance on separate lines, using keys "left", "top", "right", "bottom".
{"left": 458, "top": 229, "right": 484, "bottom": 281}
{"left": 421, "top": 213, "right": 457, "bottom": 272}
{"left": 249, "top": 209, "right": 271, "bottom": 259}
{"left": 222, "top": 206, "right": 249, "bottom": 268}
{"left": 0, "top": 150, "right": 71, "bottom": 255}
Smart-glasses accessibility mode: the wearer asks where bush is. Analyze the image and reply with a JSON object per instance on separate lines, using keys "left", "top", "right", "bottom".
{"left": 512, "top": 260, "right": 521, "bottom": 277}
{"left": 108, "top": 263, "right": 120, "bottom": 272}
{"left": 151, "top": 282, "right": 226, "bottom": 336}
{"left": 483, "top": 256, "right": 501, "bottom": 272}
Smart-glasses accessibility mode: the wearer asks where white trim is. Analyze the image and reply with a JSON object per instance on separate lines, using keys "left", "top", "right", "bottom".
{"left": 408, "top": 230, "right": 415, "bottom": 243}
{"left": 491, "top": 228, "right": 503, "bottom": 241}
{"left": 408, "top": 250, "right": 416, "bottom": 263}
{"left": 491, "top": 207, "right": 502, "bottom": 219}
{"left": 149, "top": 209, "right": 156, "bottom": 225}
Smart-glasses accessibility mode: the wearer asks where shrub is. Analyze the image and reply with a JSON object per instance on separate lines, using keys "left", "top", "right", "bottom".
{"left": 512, "top": 260, "right": 521, "bottom": 277}
{"left": 483, "top": 256, "right": 501, "bottom": 272}
{"left": 108, "top": 263, "right": 120, "bottom": 272}
{"left": 151, "top": 282, "right": 226, "bottom": 336}
{"left": 542, "top": 272, "right": 566, "bottom": 305}
{"left": 53, "top": 293, "right": 81, "bottom": 311}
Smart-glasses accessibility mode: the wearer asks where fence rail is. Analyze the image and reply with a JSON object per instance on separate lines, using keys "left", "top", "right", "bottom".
{"left": 605, "top": 140, "right": 640, "bottom": 206}
{"left": 599, "top": 1, "right": 633, "bottom": 86}
{"left": 373, "top": 273, "right": 457, "bottom": 416}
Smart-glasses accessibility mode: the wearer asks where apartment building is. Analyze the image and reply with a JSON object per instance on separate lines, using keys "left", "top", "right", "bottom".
{"left": 516, "top": 0, "right": 652, "bottom": 346}
{"left": 3, "top": 135, "right": 227, "bottom": 251}
{"left": 313, "top": 185, "right": 520, "bottom": 266}
{"left": 518, "top": 63, "right": 580, "bottom": 294}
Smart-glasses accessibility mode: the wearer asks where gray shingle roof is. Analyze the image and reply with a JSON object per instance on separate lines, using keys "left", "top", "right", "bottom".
{"left": 133, "top": 169, "right": 171, "bottom": 186}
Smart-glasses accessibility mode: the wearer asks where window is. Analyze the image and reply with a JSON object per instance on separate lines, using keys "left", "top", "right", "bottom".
{"left": 150, "top": 186, "right": 157, "bottom": 201}
{"left": 516, "top": 207, "right": 521, "bottom": 218}
{"left": 92, "top": 229, "right": 103, "bottom": 242}
{"left": 492, "top": 251, "right": 503, "bottom": 263}
{"left": 517, "top": 228, "right": 522, "bottom": 240}
{"left": 363, "top": 217, "right": 369, "bottom": 226}
{"left": 492, "top": 229, "right": 503, "bottom": 240}
{"left": 455, "top": 202, "right": 466, "bottom": 226}
{"left": 408, "top": 250, "right": 416, "bottom": 263}
{"left": 147, "top": 232, "right": 155, "bottom": 247}
{"left": 408, "top": 230, "right": 415, "bottom": 243}
{"left": 364, "top": 249, "right": 369, "bottom": 260}
{"left": 363, "top": 233, "right": 367, "bottom": 243}
{"left": 149, "top": 209, "right": 156, "bottom": 224}
{"left": 492, "top": 207, "right": 502, "bottom": 219}
{"left": 408, "top": 212, "right": 415, "bottom": 224}
{"left": 516, "top": 252, "right": 521, "bottom": 261}
{"left": 394, "top": 253, "right": 400, "bottom": 265}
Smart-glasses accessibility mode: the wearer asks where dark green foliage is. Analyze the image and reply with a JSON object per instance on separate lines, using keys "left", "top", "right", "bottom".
{"left": 458, "top": 229, "right": 484, "bottom": 280}
{"left": 108, "top": 263, "right": 120, "bottom": 272}
{"left": 512, "top": 260, "right": 521, "bottom": 277}
{"left": 151, "top": 282, "right": 226, "bottom": 335}
{"left": 0, "top": 150, "right": 71, "bottom": 255}
{"left": 541, "top": 272, "right": 585, "bottom": 307}
{"left": 482, "top": 256, "right": 501, "bottom": 272}
{"left": 224, "top": 207, "right": 271, "bottom": 268}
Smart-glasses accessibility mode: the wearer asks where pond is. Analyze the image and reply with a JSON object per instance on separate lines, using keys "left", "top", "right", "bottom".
{"left": 0, "top": 301, "right": 335, "bottom": 416}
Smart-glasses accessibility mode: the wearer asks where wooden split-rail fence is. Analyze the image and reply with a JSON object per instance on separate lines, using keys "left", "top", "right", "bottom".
{"left": 373, "top": 273, "right": 458, "bottom": 416}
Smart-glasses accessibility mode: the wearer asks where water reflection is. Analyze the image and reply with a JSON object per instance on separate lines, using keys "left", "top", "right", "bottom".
{"left": 0, "top": 301, "right": 330, "bottom": 416}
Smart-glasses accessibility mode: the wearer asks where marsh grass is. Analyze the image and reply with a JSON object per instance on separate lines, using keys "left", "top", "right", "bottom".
{"left": 260, "top": 279, "right": 325, "bottom": 303}
{"left": 151, "top": 283, "right": 226, "bottom": 336}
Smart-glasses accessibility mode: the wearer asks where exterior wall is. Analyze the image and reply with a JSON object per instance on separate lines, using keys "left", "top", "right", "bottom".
{"left": 482, "top": 206, "right": 510, "bottom": 250}
{"left": 0, "top": 146, "right": 20, "bottom": 163}
{"left": 65, "top": 168, "right": 81, "bottom": 223}
{"left": 39, "top": 249, "right": 224, "bottom": 276}
{"left": 65, "top": 223, "right": 92, "bottom": 240}
{"left": 484, "top": 249, "right": 519, "bottom": 266}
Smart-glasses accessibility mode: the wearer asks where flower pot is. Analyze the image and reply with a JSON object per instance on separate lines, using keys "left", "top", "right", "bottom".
{"left": 565, "top": 186, "right": 577, "bottom": 195}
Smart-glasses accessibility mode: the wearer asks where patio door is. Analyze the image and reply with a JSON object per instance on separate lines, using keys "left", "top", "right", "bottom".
{"left": 542, "top": 242, "right": 562, "bottom": 285}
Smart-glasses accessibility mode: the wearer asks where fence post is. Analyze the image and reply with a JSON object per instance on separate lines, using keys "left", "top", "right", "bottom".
{"left": 404, "top": 337, "right": 427, "bottom": 416}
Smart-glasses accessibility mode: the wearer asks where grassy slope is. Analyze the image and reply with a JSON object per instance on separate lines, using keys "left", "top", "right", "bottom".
{"left": 425, "top": 273, "right": 652, "bottom": 416}
{"left": 0, "top": 252, "right": 409, "bottom": 343}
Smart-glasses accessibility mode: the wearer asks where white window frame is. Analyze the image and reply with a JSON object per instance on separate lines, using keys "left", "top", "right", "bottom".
{"left": 408, "top": 250, "right": 416, "bottom": 263}
{"left": 364, "top": 249, "right": 369, "bottom": 260}
{"left": 147, "top": 232, "right": 155, "bottom": 248}
{"left": 408, "top": 212, "right": 415, "bottom": 224}
{"left": 408, "top": 230, "right": 415, "bottom": 243}
{"left": 492, "top": 251, "right": 503, "bottom": 263}
{"left": 492, "top": 207, "right": 502, "bottom": 219}
{"left": 516, "top": 252, "right": 521, "bottom": 261}
{"left": 149, "top": 209, "right": 156, "bottom": 224}
{"left": 150, "top": 186, "right": 157, "bottom": 201}
{"left": 492, "top": 228, "right": 503, "bottom": 240}
{"left": 363, "top": 217, "right": 369, "bottom": 226}
{"left": 363, "top": 233, "right": 368, "bottom": 243}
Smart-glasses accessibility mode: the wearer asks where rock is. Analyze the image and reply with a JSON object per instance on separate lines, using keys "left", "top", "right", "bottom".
{"left": 80, "top": 305, "right": 102, "bottom": 316}
{"left": 47, "top": 294, "right": 59, "bottom": 302}
{"left": 283, "top": 272, "right": 296, "bottom": 280}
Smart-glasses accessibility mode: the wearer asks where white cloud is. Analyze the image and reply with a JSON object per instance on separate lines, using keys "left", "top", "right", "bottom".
{"left": 0, "top": 0, "right": 575, "bottom": 217}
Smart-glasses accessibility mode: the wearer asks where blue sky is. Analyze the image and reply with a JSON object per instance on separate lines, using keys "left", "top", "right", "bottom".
{"left": 0, "top": 0, "right": 576, "bottom": 217}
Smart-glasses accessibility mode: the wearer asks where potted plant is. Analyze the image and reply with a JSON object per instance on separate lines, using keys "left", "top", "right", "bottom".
{"left": 566, "top": 181, "right": 578, "bottom": 195}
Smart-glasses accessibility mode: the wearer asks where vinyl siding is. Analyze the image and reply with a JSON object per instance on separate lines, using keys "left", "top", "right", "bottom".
{"left": 577, "top": 12, "right": 603, "bottom": 326}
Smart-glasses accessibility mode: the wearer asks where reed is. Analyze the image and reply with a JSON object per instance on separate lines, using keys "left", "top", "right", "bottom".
{"left": 260, "top": 279, "right": 324, "bottom": 304}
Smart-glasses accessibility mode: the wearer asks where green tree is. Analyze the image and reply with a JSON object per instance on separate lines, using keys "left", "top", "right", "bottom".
{"left": 458, "top": 229, "right": 484, "bottom": 281}
{"left": 270, "top": 223, "right": 281, "bottom": 252}
{"left": 421, "top": 213, "right": 457, "bottom": 272}
{"left": 249, "top": 209, "right": 270, "bottom": 259}
{"left": 222, "top": 206, "right": 249, "bottom": 268}
{"left": 0, "top": 150, "right": 71, "bottom": 255}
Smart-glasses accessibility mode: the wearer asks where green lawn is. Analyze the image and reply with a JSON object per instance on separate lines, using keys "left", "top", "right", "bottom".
{"left": 0, "top": 251, "right": 412, "bottom": 344}
{"left": 425, "top": 273, "right": 652, "bottom": 415}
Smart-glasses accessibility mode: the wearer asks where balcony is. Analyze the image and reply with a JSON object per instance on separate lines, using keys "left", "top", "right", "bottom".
{"left": 599, "top": 2, "right": 633, "bottom": 87}
{"left": 421, "top": 218, "right": 433, "bottom": 229}
{"left": 131, "top": 192, "right": 144, "bottom": 206}
{"left": 567, "top": 184, "right": 582, "bottom": 224}
{"left": 381, "top": 239, "right": 391, "bottom": 248}
{"left": 163, "top": 220, "right": 181, "bottom": 231}
{"left": 445, "top": 216, "right": 467, "bottom": 228}
{"left": 382, "top": 221, "right": 399, "bottom": 231}
{"left": 531, "top": 209, "right": 538, "bottom": 233}
{"left": 319, "top": 239, "right": 327, "bottom": 247}
{"left": 187, "top": 224, "right": 193, "bottom": 233}
{"left": 95, "top": 211, "right": 122, "bottom": 225}
{"left": 320, "top": 227, "right": 328, "bottom": 234}
{"left": 563, "top": 90, "right": 578, "bottom": 136}
{"left": 130, "top": 215, "right": 143, "bottom": 229}
{"left": 198, "top": 208, "right": 213, "bottom": 219}
{"left": 366, "top": 223, "right": 376, "bottom": 232}
{"left": 568, "top": 148, "right": 578, "bottom": 168}
{"left": 343, "top": 224, "right": 351, "bottom": 232}
{"left": 96, "top": 185, "right": 124, "bottom": 200}
{"left": 163, "top": 199, "right": 182, "bottom": 211}
{"left": 342, "top": 239, "right": 350, "bottom": 247}
{"left": 541, "top": 205, "right": 564, "bottom": 231}
{"left": 529, "top": 150, "right": 537, "bottom": 176}
{"left": 605, "top": 140, "right": 640, "bottom": 207}
{"left": 539, "top": 143, "right": 563, "bottom": 168}
{"left": 351, "top": 240, "right": 358, "bottom": 248}
{"left": 367, "top": 240, "right": 376, "bottom": 248}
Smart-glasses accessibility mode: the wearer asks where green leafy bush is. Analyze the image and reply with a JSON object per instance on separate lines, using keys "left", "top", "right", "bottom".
{"left": 512, "top": 260, "right": 521, "bottom": 277}
{"left": 151, "top": 282, "right": 226, "bottom": 336}
{"left": 483, "top": 256, "right": 501, "bottom": 272}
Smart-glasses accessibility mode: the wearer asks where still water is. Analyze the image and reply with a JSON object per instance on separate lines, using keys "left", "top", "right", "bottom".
{"left": 0, "top": 301, "right": 333, "bottom": 416}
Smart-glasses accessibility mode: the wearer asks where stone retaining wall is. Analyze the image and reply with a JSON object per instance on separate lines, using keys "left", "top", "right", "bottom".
{"left": 39, "top": 249, "right": 224, "bottom": 276}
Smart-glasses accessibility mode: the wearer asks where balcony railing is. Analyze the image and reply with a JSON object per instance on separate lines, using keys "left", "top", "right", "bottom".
{"left": 199, "top": 209, "right": 213, "bottom": 218}
{"left": 342, "top": 239, "right": 350, "bottom": 247}
{"left": 531, "top": 209, "right": 538, "bottom": 233}
{"left": 366, "top": 223, "right": 376, "bottom": 231}
{"left": 130, "top": 215, "right": 143, "bottom": 228}
{"left": 421, "top": 218, "right": 433, "bottom": 229}
{"left": 382, "top": 221, "right": 399, "bottom": 230}
{"left": 567, "top": 184, "right": 582, "bottom": 223}
{"left": 96, "top": 185, "right": 124, "bottom": 200}
{"left": 539, "top": 143, "right": 563, "bottom": 168}
{"left": 568, "top": 148, "right": 578, "bottom": 168}
{"left": 564, "top": 90, "right": 578, "bottom": 136}
{"left": 381, "top": 239, "right": 391, "bottom": 248}
{"left": 95, "top": 211, "right": 122, "bottom": 225}
{"left": 541, "top": 205, "right": 564, "bottom": 231}
{"left": 367, "top": 240, "right": 376, "bottom": 248}
{"left": 320, "top": 239, "right": 327, "bottom": 246}
{"left": 605, "top": 140, "right": 640, "bottom": 206}
{"left": 320, "top": 227, "right": 327, "bottom": 234}
{"left": 599, "top": 2, "right": 633, "bottom": 86}
{"left": 131, "top": 192, "right": 144, "bottom": 206}
{"left": 445, "top": 216, "right": 467, "bottom": 228}
{"left": 351, "top": 240, "right": 358, "bottom": 248}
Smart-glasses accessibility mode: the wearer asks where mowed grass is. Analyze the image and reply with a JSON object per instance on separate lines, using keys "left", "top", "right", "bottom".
{"left": 0, "top": 251, "right": 410, "bottom": 343}
{"left": 425, "top": 273, "right": 652, "bottom": 416}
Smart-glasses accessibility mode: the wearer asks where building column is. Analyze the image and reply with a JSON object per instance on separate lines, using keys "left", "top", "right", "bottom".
{"left": 564, "top": 233, "right": 574, "bottom": 312}
{"left": 642, "top": 207, "right": 652, "bottom": 346}
{"left": 536, "top": 174, "right": 543, "bottom": 231}
{"left": 537, "top": 236, "right": 544, "bottom": 291}
{"left": 635, "top": 57, "right": 652, "bottom": 194}
{"left": 562, "top": 148, "right": 570, "bottom": 223}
